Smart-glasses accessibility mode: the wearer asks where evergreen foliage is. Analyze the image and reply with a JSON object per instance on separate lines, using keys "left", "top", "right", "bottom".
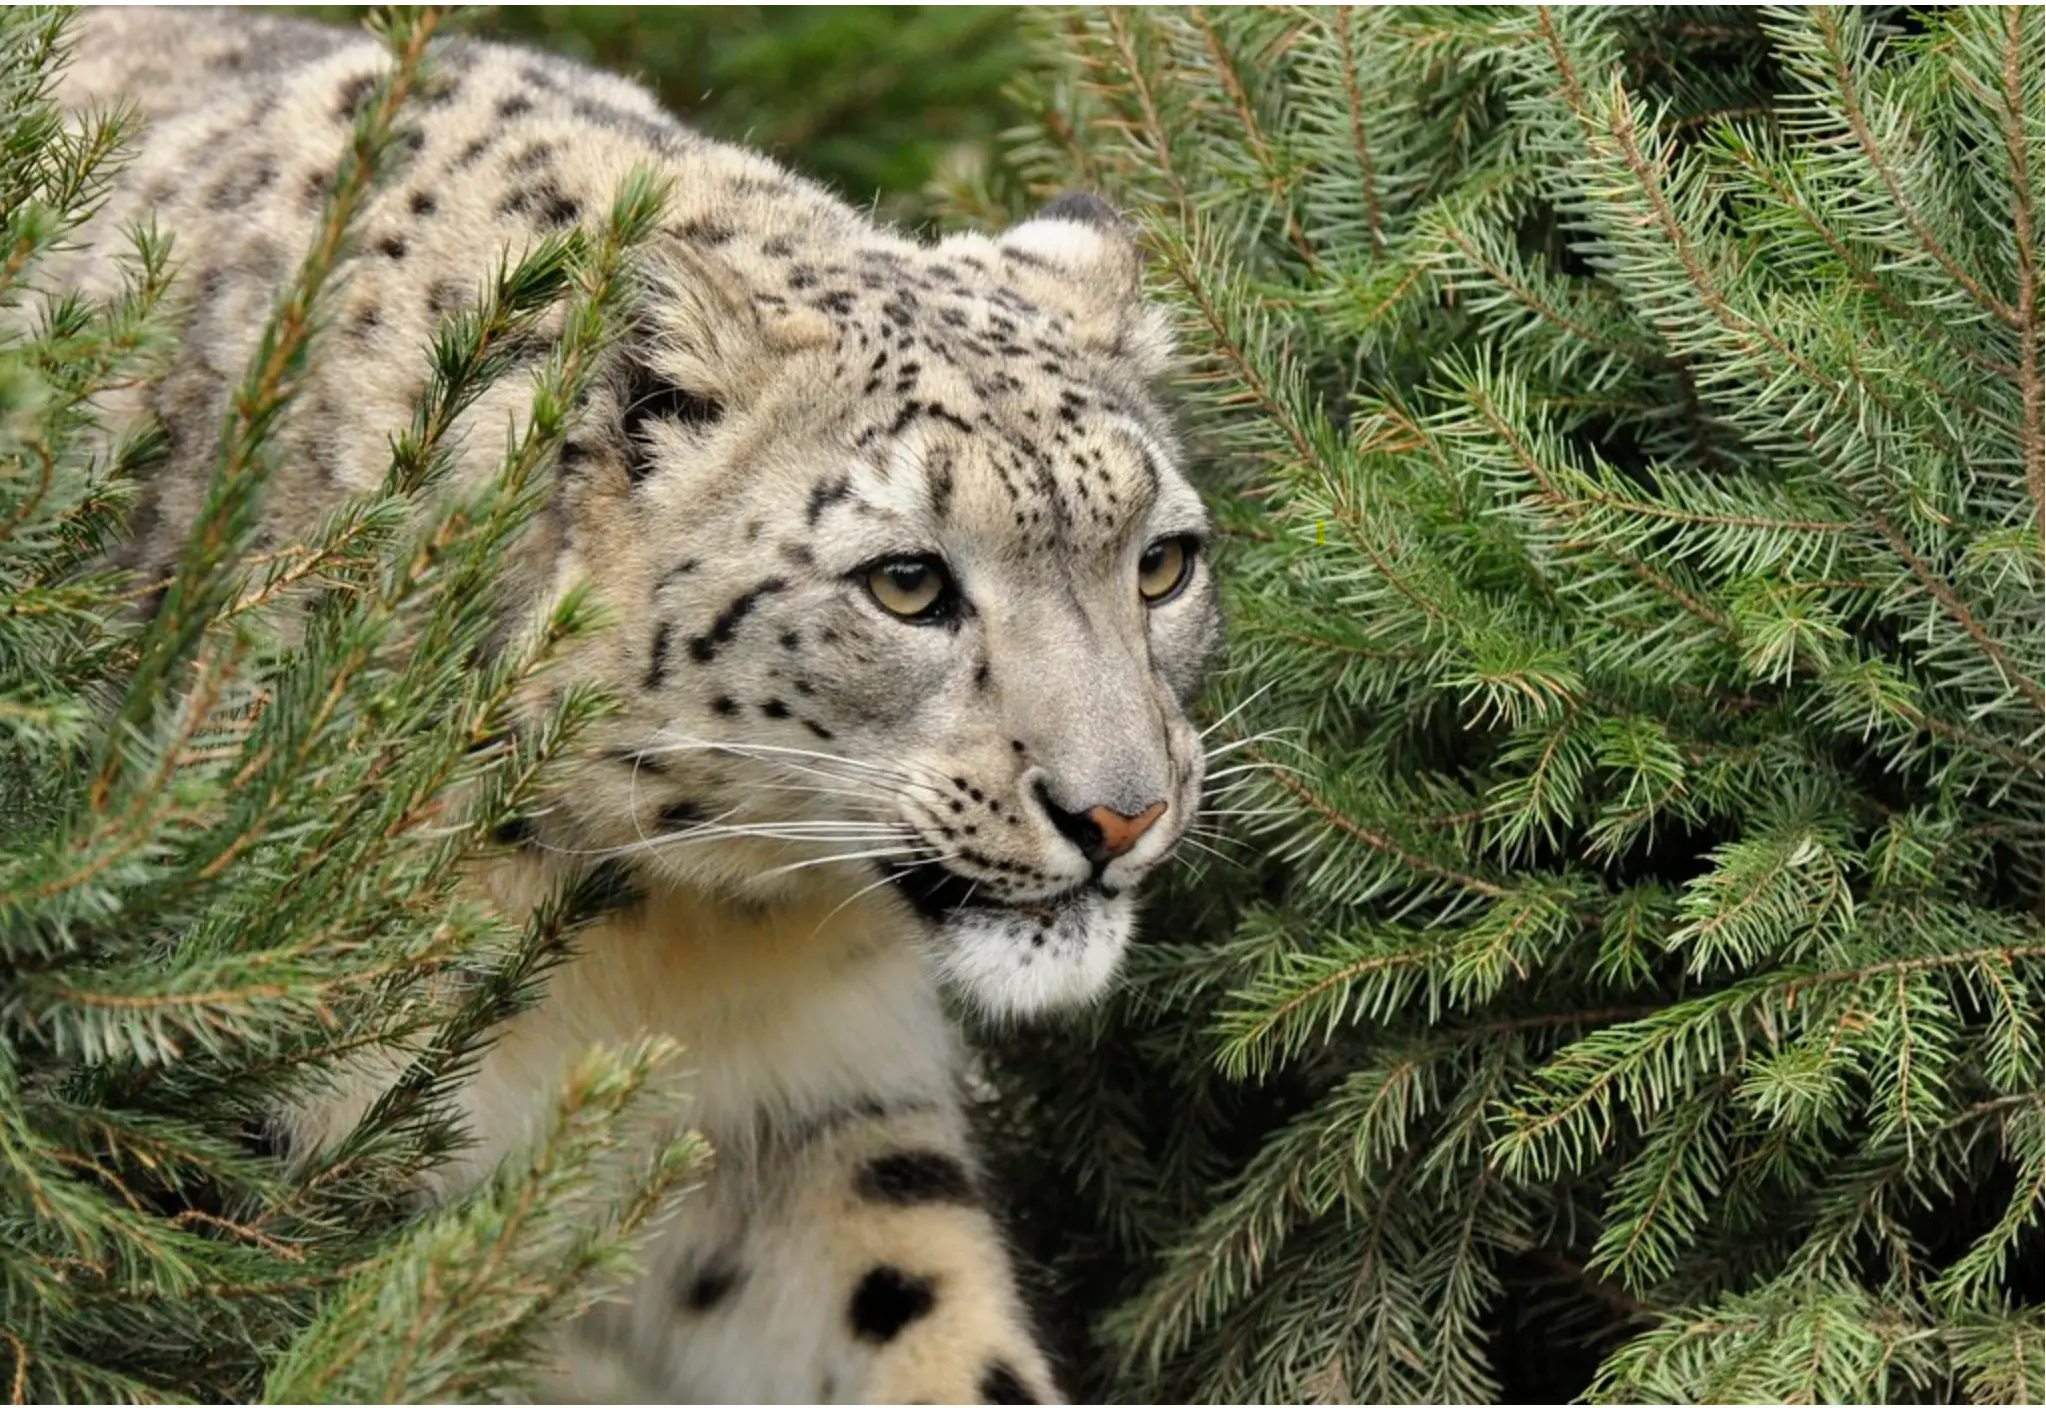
{"left": 964, "top": 6, "right": 2046, "bottom": 1403}
{"left": 11, "top": 4, "right": 2042, "bottom": 1402}
{"left": 0, "top": 9, "right": 702, "bottom": 1400}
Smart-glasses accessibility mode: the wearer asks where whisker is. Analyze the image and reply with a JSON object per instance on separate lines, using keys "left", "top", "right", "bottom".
{"left": 703, "top": 753, "right": 943, "bottom": 808}
{"left": 808, "top": 850, "right": 959, "bottom": 936}
{"left": 685, "top": 818, "right": 904, "bottom": 832}
{"left": 744, "top": 779, "right": 887, "bottom": 803}
{"left": 1198, "top": 680, "right": 1278, "bottom": 739}
{"left": 1202, "top": 730, "right": 1303, "bottom": 765}
{"left": 648, "top": 733, "right": 913, "bottom": 782}
{"left": 540, "top": 795, "right": 758, "bottom": 860}
{"left": 659, "top": 831, "right": 904, "bottom": 845}
{"left": 811, "top": 870, "right": 905, "bottom": 934}
{"left": 750, "top": 844, "right": 929, "bottom": 882}
{"left": 658, "top": 748, "right": 877, "bottom": 791}
{"left": 645, "top": 828, "right": 909, "bottom": 851}
{"left": 1175, "top": 832, "right": 1241, "bottom": 862}
{"left": 680, "top": 750, "right": 951, "bottom": 812}
{"left": 1202, "top": 763, "right": 1297, "bottom": 786}
{"left": 649, "top": 731, "right": 965, "bottom": 804}
{"left": 539, "top": 818, "right": 904, "bottom": 864}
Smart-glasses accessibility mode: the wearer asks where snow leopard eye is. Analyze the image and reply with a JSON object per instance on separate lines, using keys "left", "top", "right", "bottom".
{"left": 1138, "top": 535, "right": 1198, "bottom": 605}
{"left": 865, "top": 555, "right": 956, "bottom": 623}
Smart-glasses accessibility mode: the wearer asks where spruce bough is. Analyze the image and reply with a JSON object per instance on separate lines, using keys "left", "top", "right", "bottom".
{"left": 967, "top": 6, "right": 2044, "bottom": 1402}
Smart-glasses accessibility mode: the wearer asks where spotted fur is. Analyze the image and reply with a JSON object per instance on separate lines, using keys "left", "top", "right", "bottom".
{"left": 53, "top": 9, "right": 1221, "bottom": 1402}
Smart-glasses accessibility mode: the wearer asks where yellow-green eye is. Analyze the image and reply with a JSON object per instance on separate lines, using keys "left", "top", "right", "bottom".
{"left": 1138, "top": 536, "right": 1196, "bottom": 604}
{"left": 867, "top": 557, "right": 951, "bottom": 620}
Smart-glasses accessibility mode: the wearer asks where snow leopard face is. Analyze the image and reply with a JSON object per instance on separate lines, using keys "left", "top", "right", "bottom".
{"left": 556, "top": 195, "right": 1220, "bottom": 1015}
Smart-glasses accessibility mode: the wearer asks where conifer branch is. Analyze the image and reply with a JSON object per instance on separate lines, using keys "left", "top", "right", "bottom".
{"left": 1332, "top": 10, "right": 1384, "bottom": 256}
{"left": 989, "top": 8, "right": 2046, "bottom": 1401}
{"left": 1185, "top": 8, "right": 1317, "bottom": 270}
{"left": 0, "top": 13, "right": 701, "bottom": 1398}
{"left": 1157, "top": 231, "right": 1456, "bottom": 628}
{"left": 1095, "top": 9, "right": 1189, "bottom": 216}
{"left": 1539, "top": 22, "right": 1918, "bottom": 440}
{"left": 1997, "top": 5, "right": 2044, "bottom": 531}
{"left": 1462, "top": 383, "right": 1736, "bottom": 636}
{"left": 1436, "top": 226, "right": 1656, "bottom": 360}
{"left": 1532, "top": 1247, "right": 1658, "bottom": 1322}
{"left": 95, "top": 7, "right": 444, "bottom": 801}
{"left": 1254, "top": 743, "right": 1508, "bottom": 900}
{"left": 1854, "top": 497, "right": 2045, "bottom": 713}
{"left": 1715, "top": 135, "right": 2012, "bottom": 383}
{"left": 1809, "top": 6, "right": 2020, "bottom": 330}
{"left": 1500, "top": 942, "right": 2044, "bottom": 1159}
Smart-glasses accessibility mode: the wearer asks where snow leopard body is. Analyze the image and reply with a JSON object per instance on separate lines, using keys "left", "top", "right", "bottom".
{"left": 54, "top": 9, "right": 1219, "bottom": 1401}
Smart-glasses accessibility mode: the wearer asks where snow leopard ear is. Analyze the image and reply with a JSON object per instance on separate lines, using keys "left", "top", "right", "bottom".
{"left": 992, "top": 191, "right": 1174, "bottom": 380}
{"left": 632, "top": 237, "right": 833, "bottom": 407}
{"left": 602, "top": 239, "right": 836, "bottom": 486}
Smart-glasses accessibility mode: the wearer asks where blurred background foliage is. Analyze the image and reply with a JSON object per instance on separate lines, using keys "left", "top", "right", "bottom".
{"left": 305, "top": 5, "right": 1028, "bottom": 226}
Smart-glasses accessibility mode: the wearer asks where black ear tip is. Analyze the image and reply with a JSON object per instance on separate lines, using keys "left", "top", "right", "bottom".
{"left": 1038, "top": 190, "right": 1121, "bottom": 229}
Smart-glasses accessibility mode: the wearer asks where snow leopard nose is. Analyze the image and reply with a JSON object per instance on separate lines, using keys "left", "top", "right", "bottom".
{"left": 1035, "top": 783, "right": 1167, "bottom": 864}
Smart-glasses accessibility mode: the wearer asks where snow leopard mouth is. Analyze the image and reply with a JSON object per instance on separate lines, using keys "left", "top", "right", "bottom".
{"left": 881, "top": 861, "right": 1135, "bottom": 1015}
{"left": 880, "top": 859, "right": 986, "bottom": 920}
{"left": 880, "top": 861, "right": 1115, "bottom": 923}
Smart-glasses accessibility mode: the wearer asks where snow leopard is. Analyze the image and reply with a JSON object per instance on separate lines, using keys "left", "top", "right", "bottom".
{"left": 54, "top": 8, "right": 1219, "bottom": 1402}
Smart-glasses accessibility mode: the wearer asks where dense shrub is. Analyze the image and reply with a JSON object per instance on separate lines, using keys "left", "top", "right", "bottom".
{"left": 970, "top": 7, "right": 2045, "bottom": 1402}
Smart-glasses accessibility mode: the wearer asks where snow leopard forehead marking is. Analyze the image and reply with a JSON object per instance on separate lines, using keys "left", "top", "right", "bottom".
{"left": 630, "top": 222, "right": 1188, "bottom": 568}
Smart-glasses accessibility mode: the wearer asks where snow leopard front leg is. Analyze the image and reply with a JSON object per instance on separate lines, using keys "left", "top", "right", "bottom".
{"left": 711, "top": 1098, "right": 1057, "bottom": 1405}
{"left": 554, "top": 1072, "right": 1059, "bottom": 1403}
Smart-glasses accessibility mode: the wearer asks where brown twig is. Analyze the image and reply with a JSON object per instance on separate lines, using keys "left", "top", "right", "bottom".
{"left": 1252, "top": 742, "right": 1508, "bottom": 898}
{"left": 1188, "top": 8, "right": 1319, "bottom": 270}
{"left": 1997, "top": 5, "right": 2044, "bottom": 532}
{"left": 1813, "top": 6, "right": 2021, "bottom": 330}
{"left": 1335, "top": 9, "right": 1385, "bottom": 256}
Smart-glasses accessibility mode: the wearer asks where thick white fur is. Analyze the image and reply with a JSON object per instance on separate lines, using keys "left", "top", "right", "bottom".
{"left": 934, "top": 892, "right": 1138, "bottom": 1018}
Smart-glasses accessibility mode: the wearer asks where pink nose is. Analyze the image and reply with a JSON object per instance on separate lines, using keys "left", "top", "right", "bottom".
{"left": 1086, "top": 801, "right": 1166, "bottom": 860}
